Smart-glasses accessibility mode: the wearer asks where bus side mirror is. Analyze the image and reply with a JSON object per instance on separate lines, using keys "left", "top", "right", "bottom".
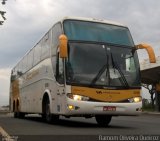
{"left": 136, "top": 43, "right": 156, "bottom": 63}
{"left": 59, "top": 34, "right": 68, "bottom": 58}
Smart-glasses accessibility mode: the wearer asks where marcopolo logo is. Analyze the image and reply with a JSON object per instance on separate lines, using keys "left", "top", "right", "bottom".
{"left": 96, "top": 91, "right": 103, "bottom": 94}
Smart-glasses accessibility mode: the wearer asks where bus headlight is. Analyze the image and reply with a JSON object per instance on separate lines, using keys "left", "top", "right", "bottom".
{"left": 67, "top": 93, "right": 90, "bottom": 101}
{"left": 128, "top": 97, "right": 142, "bottom": 103}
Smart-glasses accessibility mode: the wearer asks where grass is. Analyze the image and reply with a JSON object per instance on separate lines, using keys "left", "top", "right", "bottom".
{"left": 142, "top": 103, "right": 155, "bottom": 112}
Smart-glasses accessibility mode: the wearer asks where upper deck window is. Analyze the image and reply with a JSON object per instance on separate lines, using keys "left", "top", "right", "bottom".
{"left": 63, "top": 20, "right": 134, "bottom": 47}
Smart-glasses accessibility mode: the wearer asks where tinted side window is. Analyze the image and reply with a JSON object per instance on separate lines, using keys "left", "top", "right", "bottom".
{"left": 23, "top": 56, "right": 28, "bottom": 73}
{"left": 56, "top": 52, "right": 64, "bottom": 84}
{"left": 52, "top": 55, "right": 56, "bottom": 74}
{"left": 11, "top": 68, "right": 16, "bottom": 81}
{"left": 52, "top": 23, "right": 62, "bottom": 55}
{"left": 51, "top": 23, "right": 63, "bottom": 74}
{"left": 33, "top": 44, "right": 41, "bottom": 66}
{"left": 27, "top": 49, "right": 34, "bottom": 70}
{"left": 41, "top": 31, "right": 51, "bottom": 60}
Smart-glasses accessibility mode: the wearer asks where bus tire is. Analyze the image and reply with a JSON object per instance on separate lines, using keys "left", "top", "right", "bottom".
{"left": 18, "top": 112, "right": 25, "bottom": 118}
{"left": 14, "top": 112, "right": 18, "bottom": 118}
{"left": 44, "top": 98, "right": 59, "bottom": 124}
{"left": 14, "top": 112, "right": 25, "bottom": 119}
{"left": 95, "top": 115, "right": 112, "bottom": 126}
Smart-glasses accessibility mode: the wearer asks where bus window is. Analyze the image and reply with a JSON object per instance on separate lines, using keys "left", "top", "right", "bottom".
{"left": 56, "top": 52, "right": 64, "bottom": 84}
{"left": 52, "top": 23, "right": 62, "bottom": 55}
{"left": 41, "top": 32, "right": 50, "bottom": 60}
{"left": 27, "top": 49, "right": 34, "bottom": 70}
{"left": 126, "top": 56, "right": 136, "bottom": 72}
{"left": 33, "top": 44, "right": 41, "bottom": 66}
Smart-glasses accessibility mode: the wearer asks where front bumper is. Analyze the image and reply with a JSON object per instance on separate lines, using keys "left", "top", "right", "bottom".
{"left": 64, "top": 99, "right": 142, "bottom": 116}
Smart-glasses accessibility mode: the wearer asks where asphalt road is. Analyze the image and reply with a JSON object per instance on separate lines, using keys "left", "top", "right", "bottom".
{"left": 0, "top": 113, "right": 160, "bottom": 141}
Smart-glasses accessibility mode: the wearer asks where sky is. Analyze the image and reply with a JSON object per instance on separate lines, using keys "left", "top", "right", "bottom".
{"left": 0, "top": 0, "right": 160, "bottom": 106}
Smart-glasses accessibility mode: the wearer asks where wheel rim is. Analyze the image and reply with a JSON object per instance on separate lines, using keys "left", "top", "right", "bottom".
{"left": 46, "top": 103, "right": 51, "bottom": 122}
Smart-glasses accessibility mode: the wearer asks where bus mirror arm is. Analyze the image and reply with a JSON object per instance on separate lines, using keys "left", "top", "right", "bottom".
{"left": 135, "top": 43, "right": 156, "bottom": 63}
{"left": 59, "top": 34, "right": 68, "bottom": 58}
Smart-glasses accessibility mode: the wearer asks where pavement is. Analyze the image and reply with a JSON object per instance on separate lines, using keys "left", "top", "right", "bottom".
{"left": 1, "top": 110, "right": 160, "bottom": 116}
{"left": 1, "top": 106, "right": 160, "bottom": 115}
{"left": 141, "top": 111, "right": 160, "bottom": 116}
{"left": 0, "top": 111, "right": 10, "bottom": 114}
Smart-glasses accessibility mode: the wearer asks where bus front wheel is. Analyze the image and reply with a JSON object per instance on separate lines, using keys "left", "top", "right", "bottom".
{"left": 44, "top": 98, "right": 59, "bottom": 124}
{"left": 95, "top": 115, "right": 112, "bottom": 126}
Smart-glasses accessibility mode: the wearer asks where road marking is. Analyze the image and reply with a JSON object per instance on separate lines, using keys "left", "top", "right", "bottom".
{"left": 0, "top": 126, "right": 17, "bottom": 141}
{"left": 0, "top": 126, "right": 10, "bottom": 137}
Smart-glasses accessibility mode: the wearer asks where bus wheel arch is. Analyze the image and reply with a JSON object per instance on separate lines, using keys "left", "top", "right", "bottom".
{"left": 13, "top": 99, "right": 19, "bottom": 118}
{"left": 42, "top": 93, "right": 49, "bottom": 117}
{"left": 16, "top": 99, "right": 20, "bottom": 111}
{"left": 13, "top": 100, "right": 16, "bottom": 112}
{"left": 42, "top": 92, "right": 59, "bottom": 123}
{"left": 14, "top": 98, "right": 25, "bottom": 118}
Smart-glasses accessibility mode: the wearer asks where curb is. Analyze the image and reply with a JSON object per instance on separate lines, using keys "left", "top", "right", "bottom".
{"left": 0, "top": 111, "right": 10, "bottom": 115}
{"left": 142, "top": 111, "right": 160, "bottom": 116}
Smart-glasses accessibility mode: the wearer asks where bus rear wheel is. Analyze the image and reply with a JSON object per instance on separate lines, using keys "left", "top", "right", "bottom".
{"left": 95, "top": 115, "right": 112, "bottom": 126}
{"left": 14, "top": 112, "right": 18, "bottom": 118}
{"left": 14, "top": 112, "right": 25, "bottom": 118}
{"left": 13, "top": 100, "right": 25, "bottom": 118}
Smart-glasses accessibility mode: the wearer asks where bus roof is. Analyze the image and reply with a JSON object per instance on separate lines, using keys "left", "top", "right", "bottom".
{"left": 61, "top": 17, "right": 127, "bottom": 27}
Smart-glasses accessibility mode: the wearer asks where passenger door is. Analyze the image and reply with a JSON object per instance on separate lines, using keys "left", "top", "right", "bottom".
{"left": 56, "top": 51, "right": 65, "bottom": 114}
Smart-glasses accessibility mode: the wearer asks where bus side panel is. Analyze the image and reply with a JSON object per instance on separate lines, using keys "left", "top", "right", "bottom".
{"left": 19, "top": 58, "right": 55, "bottom": 114}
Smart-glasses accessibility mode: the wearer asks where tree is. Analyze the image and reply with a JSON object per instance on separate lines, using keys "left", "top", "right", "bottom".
{"left": 0, "top": 0, "right": 7, "bottom": 25}
{"left": 142, "top": 84, "right": 156, "bottom": 108}
{"left": 142, "top": 83, "right": 160, "bottom": 112}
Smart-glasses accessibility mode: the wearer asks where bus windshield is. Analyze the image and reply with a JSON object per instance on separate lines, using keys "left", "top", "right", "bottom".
{"left": 64, "top": 20, "right": 134, "bottom": 47}
{"left": 64, "top": 20, "right": 140, "bottom": 88}
{"left": 66, "top": 42, "right": 141, "bottom": 88}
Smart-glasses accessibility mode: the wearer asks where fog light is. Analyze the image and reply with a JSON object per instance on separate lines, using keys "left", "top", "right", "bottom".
{"left": 68, "top": 105, "right": 75, "bottom": 110}
{"left": 136, "top": 108, "right": 142, "bottom": 111}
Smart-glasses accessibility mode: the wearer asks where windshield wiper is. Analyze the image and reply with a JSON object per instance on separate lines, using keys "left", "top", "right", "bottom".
{"left": 90, "top": 64, "right": 107, "bottom": 87}
{"left": 90, "top": 47, "right": 110, "bottom": 87}
{"left": 111, "top": 53, "right": 129, "bottom": 87}
{"left": 90, "top": 45, "right": 129, "bottom": 88}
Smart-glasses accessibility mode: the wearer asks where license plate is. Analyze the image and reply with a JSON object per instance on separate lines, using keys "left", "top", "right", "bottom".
{"left": 103, "top": 106, "right": 116, "bottom": 111}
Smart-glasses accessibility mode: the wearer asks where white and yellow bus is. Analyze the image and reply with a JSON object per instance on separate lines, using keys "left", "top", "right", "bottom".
{"left": 10, "top": 17, "right": 156, "bottom": 126}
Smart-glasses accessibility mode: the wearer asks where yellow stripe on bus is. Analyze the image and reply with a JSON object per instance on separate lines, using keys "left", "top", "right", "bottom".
{"left": 71, "top": 86, "right": 141, "bottom": 102}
